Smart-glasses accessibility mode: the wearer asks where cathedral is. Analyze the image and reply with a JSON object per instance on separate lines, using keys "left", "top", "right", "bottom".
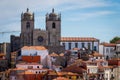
{"left": 11, "top": 8, "right": 64, "bottom": 53}
{"left": 10, "top": 8, "right": 99, "bottom": 53}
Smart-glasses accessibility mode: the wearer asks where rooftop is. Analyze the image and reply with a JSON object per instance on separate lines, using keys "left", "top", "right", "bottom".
{"left": 62, "top": 63, "right": 86, "bottom": 74}
{"left": 49, "top": 52, "right": 59, "bottom": 57}
{"left": 16, "top": 62, "right": 42, "bottom": 65}
{"left": 92, "top": 51, "right": 103, "bottom": 57}
{"left": 61, "top": 37, "right": 99, "bottom": 42}
{"left": 100, "top": 42, "right": 116, "bottom": 47}
{"left": 21, "top": 46, "right": 47, "bottom": 50}
{"left": 116, "top": 40, "right": 120, "bottom": 44}
{"left": 53, "top": 77, "right": 69, "bottom": 80}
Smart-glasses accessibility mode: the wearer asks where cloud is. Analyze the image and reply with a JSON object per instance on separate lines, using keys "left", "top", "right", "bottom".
{"left": 66, "top": 11, "right": 115, "bottom": 21}
{"left": 0, "top": 0, "right": 119, "bottom": 42}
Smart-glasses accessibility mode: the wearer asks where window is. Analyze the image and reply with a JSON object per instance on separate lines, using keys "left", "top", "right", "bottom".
{"left": 62, "top": 43, "right": 65, "bottom": 46}
{"left": 111, "top": 68, "right": 113, "bottom": 72}
{"left": 28, "top": 66, "right": 33, "bottom": 69}
{"left": 88, "top": 69, "right": 90, "bottom": 73}
{"left": 26, "top": 22, "right": 30, "bottom": 28}
{"left": 110, "top": 48, "right": 114, "bottom": 53}
{"left": 68, "top": 43, "right": 71, "bottom": 50}
{"left": 37, "top": 66, "right": 39, "bottom": 68}
{"left": 75, "top": 43, "right": 78, "bottom": 48}
{"left": 106, "top": 48, "right": 109, "bottom": 53}
{"left": 88, "top": 43, "right": 91, "bottom": 50}
{"left": 82, "top": 43, "right": 85, "bottom": 48}
{"left": 69, "top": 77, "right": 71, "bottom": 79}
{"left": 94, "top": 46, "right": 97, "bottom": 51}
{"left": 96, "top": 57, "right": 98, "bottom": 59}
{"left": 52, "top": 22, "right": 56, "bottom": 28}
{"left": 59, "top": 67, "right": 62, "bottom": 70}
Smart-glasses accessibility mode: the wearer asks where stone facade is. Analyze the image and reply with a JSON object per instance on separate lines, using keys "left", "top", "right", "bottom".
{"left": 46, "top": 9, "right": 61, "bottom": 46}
{"left": 11, "top": 8, "right": 63, "bottom": 53}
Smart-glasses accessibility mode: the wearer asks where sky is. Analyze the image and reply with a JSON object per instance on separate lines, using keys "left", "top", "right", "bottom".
{"left": 0, "top": 0, "right": 120, "bottom": 43}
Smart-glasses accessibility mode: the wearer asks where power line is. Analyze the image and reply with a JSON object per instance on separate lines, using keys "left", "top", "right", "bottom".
{"left": 0, "top": 31, "right": 20, "bottom": 34}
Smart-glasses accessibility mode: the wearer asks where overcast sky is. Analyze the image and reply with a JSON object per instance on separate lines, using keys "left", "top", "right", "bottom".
{"left": 0, "top": 0, "right": 120, "bottom": 43}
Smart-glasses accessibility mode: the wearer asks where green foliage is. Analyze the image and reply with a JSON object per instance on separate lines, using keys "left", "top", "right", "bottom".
{"left": 110, "top": 36, "right": 120, "bottom": 43}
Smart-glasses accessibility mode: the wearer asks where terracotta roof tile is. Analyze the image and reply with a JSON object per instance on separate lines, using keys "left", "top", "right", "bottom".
{"left": 62, "top": 64, "right": 86, "bottom": 74}
{"left": 100, "top": 42, "right": 116, "bottom": 47}
{"left": 104, "top": 66, "right": 113, "bottom": 68}
{"left": 92, "top": 52, "right": 103, "bottom": 57}
{"left": 116, "top": 40, "right": 120, "bottom": 44}
{"left": 24, "top": 71, "right": 34, "bottom": 74}
{"left": 61, "top": 37, "right": 99, "bottom": 42}
{"left": 22, "top": 46, "right": 47, "bottom": 50}
{"left": 53, "top": 77, "right": 69, "bottom": 80}
{"left": 0, "top": 53, "right": 5, "bottom": 56}
{"left": 72, "top": 48, "right": 80, "bottom": 50}
{"left": 59, "top": 53, "right": 64, "bottom": 56}
{"left": 49, "top": 52, "right": 59, "bottom": 56}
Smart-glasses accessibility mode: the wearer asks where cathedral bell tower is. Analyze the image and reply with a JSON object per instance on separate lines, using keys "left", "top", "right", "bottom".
{"left": 46, "top": 9, "right": 61, "bottom": 46}
{"left": 20, "top": 8, "right": 34, "bottom": 47}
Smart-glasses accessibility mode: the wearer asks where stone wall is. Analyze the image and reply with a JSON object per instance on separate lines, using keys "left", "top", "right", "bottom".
{"left": 46, "top": 46, "right": 65, "bottom": 54}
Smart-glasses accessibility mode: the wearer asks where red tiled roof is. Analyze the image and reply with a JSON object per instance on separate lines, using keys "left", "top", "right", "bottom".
{"left": 100, "top": 42, "right": 116, "bottom": 47}
{"left": 61, "top": 37, "right": 99, "bottom": 42}
{"left": 62, "top": 64, "right": 86, "bottom": 74}
{"left": 53, "top": 77, "right": 69, "bottom": 80}
{"left": 116, "top": 40, "right": 120, "bottom": 44}
{"left": 22, "top": 56, "right": 41, "bottom": 63}
{"left": 92, "top": 51, "right": 103, "bottom": 57}
{"left": 72, "top": 48, "right": 80, "bottom": 50}
{"left": 59, "top": 53, "right": 64, "bottom": 56}
{"left": 49, "top": 52, "right": 59, "bottom": 56}
{"left": 22, "top": 46, "right": 47, "bottom": 50}
{"left": 108, "top": 59, "right": 120, "bottom": 66}
{"left": 0, "top": 53, "right": 5, "bottom": 56}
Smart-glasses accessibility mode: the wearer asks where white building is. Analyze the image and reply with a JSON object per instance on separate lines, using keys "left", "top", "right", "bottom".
{"left": 47, "top": 52, "right": 63, "bottom": 71}
{"left": 9, "top": 63, "right": 48, "bottom": 80}
{"left": 99, "top": 42, "right": 116, "bottom": 59}
{"left": 86, "top": 52, "right": 113, "bottom": 80}
{"left": 115, "top": 40, "right": 120, "bottom": 57}
{"left": 21, "top": 46, "right": 48, "bottom": 67}
{"left": 61, "top": 37, "right": 99, "bottom": 51}
{"left": 16, "top": 63, "right": 47, "bottom": 74}
{"left": 16, "top": 63, "right": 43, "bottom": 69}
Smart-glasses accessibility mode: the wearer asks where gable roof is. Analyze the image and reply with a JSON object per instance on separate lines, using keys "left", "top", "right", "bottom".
{"left": 62, "top": 64, "right": 86, "bottom": 74}
{"left": 92, "top": 51, "right": 103, "bottom": 57}
{"left": 21, "top": 46, "right": 47, "bottom": 50}
{"left": 116, "top": 40, "right": 120, "bottom": 44}
{"left": 49, "top": 52, "right": 59, "bottom": 57}
{"left": 100, "top": 42, "right": 116, "bottom": 47}
{"left": 61, "top": 37, "right": 99, "bottom": 42}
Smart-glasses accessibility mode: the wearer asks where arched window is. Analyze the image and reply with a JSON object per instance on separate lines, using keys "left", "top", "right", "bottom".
{"left": 26, "top": 22, "right": 30, "bottom": 28}
{"left": 52, "top": 22, "right": 56, "bottom": 29}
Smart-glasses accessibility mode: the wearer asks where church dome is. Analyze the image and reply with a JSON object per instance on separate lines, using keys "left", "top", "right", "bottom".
{"left": 24, "top": 8, "right": 32, "bottom": 16}
{"left": 22, "top": 8, "right": 33, "bottom": 20}
{"left": 24, "top": 12, "right": 32, "bottom": 16}
{"left": 49, "top": 13, "right": 57, "bottom": 17}
{"left": 49, "top": 8, "right": 57, "bottom": 17}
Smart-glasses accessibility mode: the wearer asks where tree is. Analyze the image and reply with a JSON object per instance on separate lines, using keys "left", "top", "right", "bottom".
{"left": 110, "top": 36, "right": 120, "bottom": 43}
